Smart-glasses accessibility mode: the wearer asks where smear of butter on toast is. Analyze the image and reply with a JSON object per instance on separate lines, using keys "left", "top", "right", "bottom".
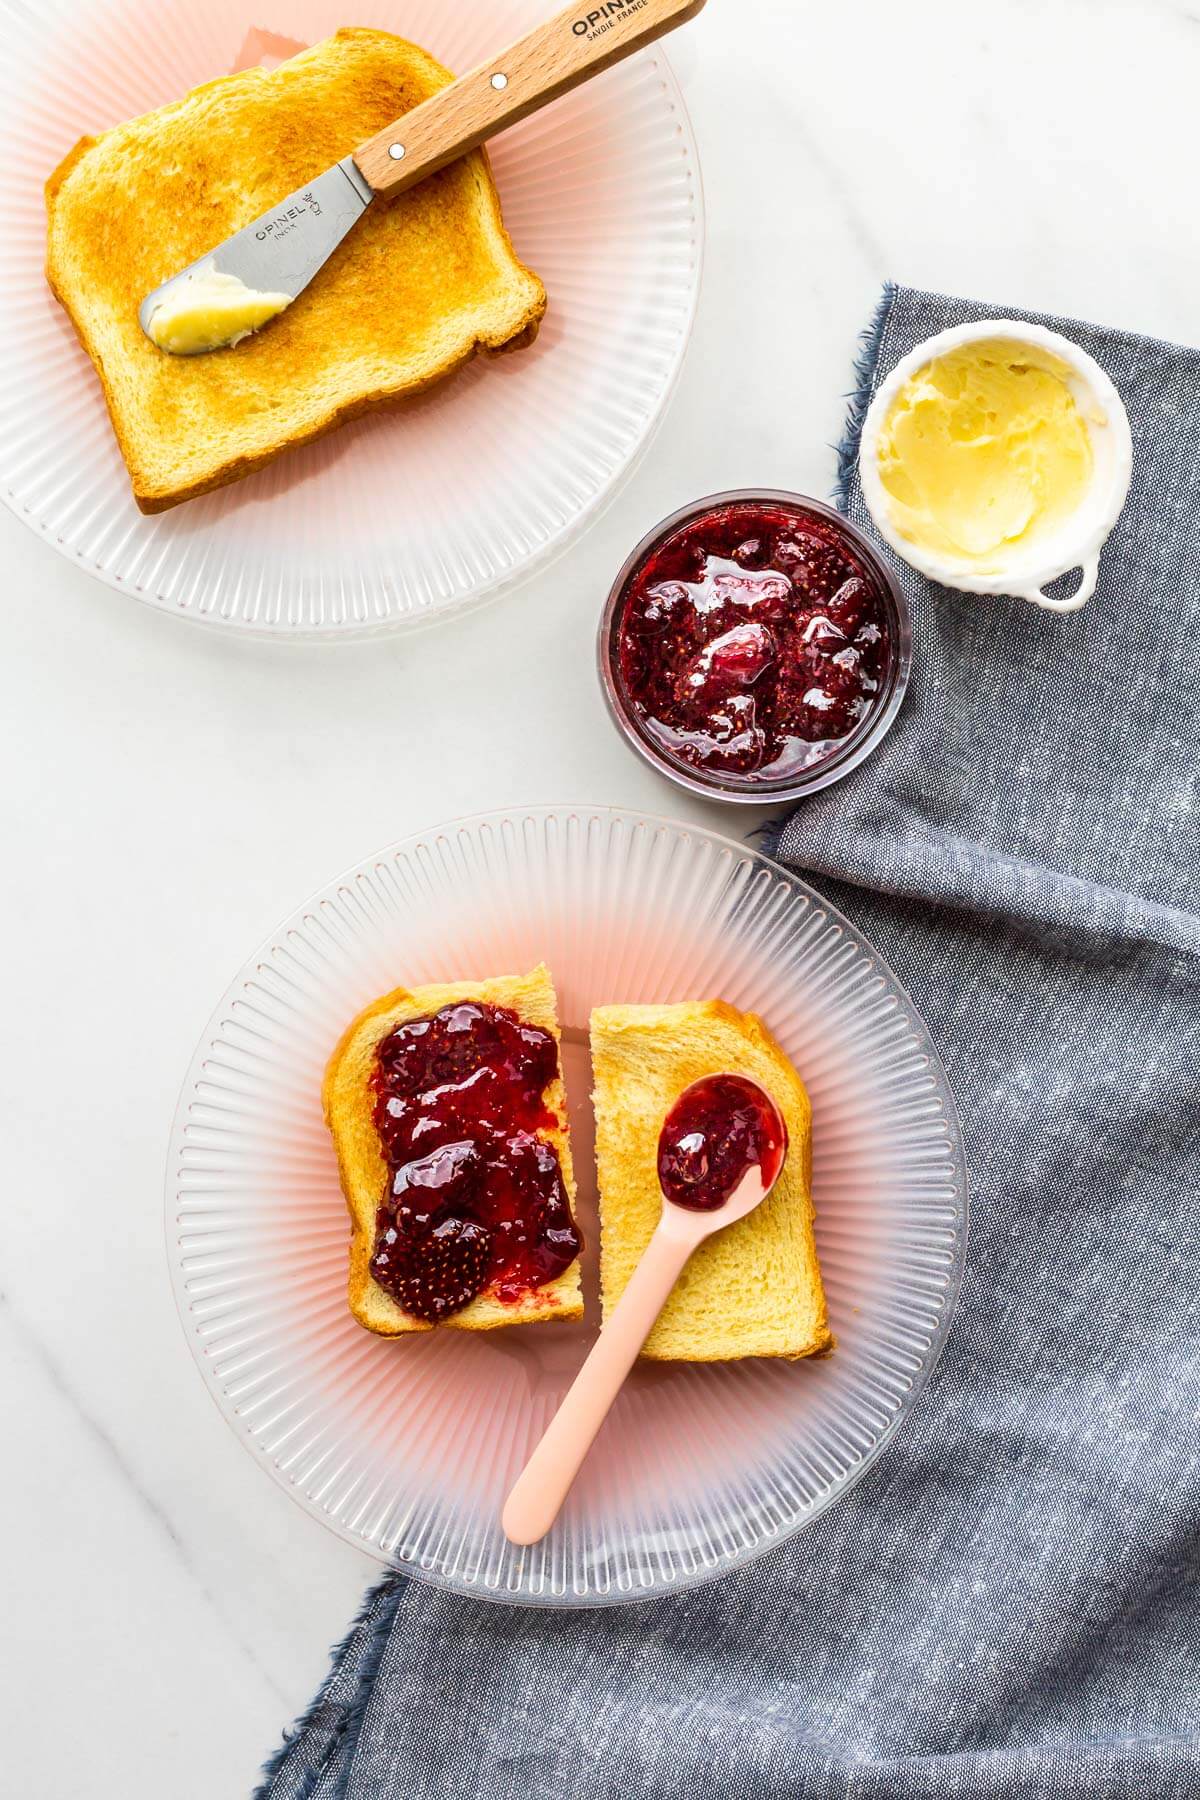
{"left": 147, "top": 269, "right": 291, "bottom": 354}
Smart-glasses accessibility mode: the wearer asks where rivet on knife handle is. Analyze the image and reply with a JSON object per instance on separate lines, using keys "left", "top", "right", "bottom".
{"left": 353, "top": 0, "right": 707, "bottom": 198}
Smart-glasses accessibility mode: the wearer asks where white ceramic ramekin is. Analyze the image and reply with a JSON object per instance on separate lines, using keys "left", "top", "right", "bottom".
{"left": 858, "top": 320, "right": 1133, "bottom": 613}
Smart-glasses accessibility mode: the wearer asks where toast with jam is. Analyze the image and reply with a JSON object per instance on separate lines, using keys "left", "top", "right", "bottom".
{"left": 324, "top": 965, "right": 582, "bottom": 1335}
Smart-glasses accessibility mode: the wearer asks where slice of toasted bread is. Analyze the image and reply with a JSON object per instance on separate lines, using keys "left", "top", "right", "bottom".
{"left": 591, "top": 1000, "right": 831, "bottom": 1361}
{"left": 45, "top": 28, "right": 546, "bottom": 512}
{"left": 324, "top": 965, "right": 582, "bottom": 1336}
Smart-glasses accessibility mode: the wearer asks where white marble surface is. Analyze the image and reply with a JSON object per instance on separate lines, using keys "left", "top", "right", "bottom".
{"left": 3, "top": 1, "right": 1197, "bottom": 1792}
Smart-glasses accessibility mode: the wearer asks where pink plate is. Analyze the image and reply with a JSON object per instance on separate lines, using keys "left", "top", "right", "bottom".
{"left": 166, "top": 806, "right": 968, "bottom": 1606}
{"left": 0, "top": 0, "right": 701, "bottom": 635}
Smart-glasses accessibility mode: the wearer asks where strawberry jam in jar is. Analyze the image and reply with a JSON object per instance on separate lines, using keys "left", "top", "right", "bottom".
{"left": 599, "top": 492, "right": 910, "bottom": 801}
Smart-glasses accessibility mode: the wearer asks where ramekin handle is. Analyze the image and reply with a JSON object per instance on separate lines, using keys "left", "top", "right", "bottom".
{"left": 1017, "top": 551, "right": 1100, "bottom": 613}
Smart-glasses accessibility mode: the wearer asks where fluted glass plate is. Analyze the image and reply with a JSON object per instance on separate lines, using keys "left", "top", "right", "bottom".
{"left": 167, "top": 807, "right": 967, "bottom": 1605}
{"left": 1, "top": 0, "right": 701, "bottom": 636}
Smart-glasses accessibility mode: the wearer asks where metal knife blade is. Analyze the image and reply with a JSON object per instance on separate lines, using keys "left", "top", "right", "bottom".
{"left": 138, "top": 155, "right": 374, "bottom": 346}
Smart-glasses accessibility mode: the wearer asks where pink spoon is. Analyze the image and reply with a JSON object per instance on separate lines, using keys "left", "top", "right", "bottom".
{"left": 502, "top": 1073, "right": 787, "bottom": 1546}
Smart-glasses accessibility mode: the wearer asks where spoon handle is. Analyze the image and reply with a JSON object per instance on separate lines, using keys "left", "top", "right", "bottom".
{"left": 502, "top": 1214, "right": 696, "bottom": 1546}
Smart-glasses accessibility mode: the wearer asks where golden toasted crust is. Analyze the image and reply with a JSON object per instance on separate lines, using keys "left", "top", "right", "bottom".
{"left": 323, "top": 964, "right": 582, "bottom": 1337}
{"left": 591, "top": 1000, "right": 831, "bottom": 1362}
{"left": 45, "top": 28, "right": 546, "bottom": 511}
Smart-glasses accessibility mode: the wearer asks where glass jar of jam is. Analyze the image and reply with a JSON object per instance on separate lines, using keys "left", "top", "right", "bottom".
{"left": 598, "top": 491, "right": 911, "bottom": 802}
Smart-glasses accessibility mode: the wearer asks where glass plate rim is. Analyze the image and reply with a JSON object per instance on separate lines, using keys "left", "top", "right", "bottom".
{"left": 164, "top": 802, "right": 970, "bottom": 1607}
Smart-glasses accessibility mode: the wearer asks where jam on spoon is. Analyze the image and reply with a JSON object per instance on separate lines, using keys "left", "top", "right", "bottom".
{"left": 368, "top": 1001, "right": 581, "bottom": 1322}
{"left": 657, "top": 1072, "right": 788, "bottom": 1211}
{"left": 612, "top": 498, "right": 893, "bottom": 786}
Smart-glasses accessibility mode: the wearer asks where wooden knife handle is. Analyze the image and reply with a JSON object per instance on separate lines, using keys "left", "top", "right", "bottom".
{"left": 354, "top": 0, "right": 706, "bottom": 198}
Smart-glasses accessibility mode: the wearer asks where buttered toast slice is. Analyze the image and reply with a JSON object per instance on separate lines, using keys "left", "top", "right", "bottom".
{"left": 45, "top": 29, "right": 546, "bottom": 512}
{"left": 324, "top": 965, "right": 582, "bottom": 1336}
{"left": 591, "top": 1001, "right": 830, "bottom": 1361}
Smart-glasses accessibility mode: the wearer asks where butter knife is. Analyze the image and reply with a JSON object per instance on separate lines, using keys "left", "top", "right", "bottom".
{"left": 139, "top": 0, "right": 706, "bottom": 352}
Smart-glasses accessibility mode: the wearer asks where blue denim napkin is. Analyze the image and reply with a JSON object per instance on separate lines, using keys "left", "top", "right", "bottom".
{"left": 257, "top": 286, "right": 1200, "bottom": 1800}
